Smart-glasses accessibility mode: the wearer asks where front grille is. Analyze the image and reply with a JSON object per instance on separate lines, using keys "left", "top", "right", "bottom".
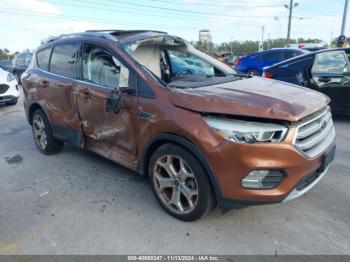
{"left": 0, "top": 84, "right": 9, "bottom": 94}
{"left": 294, "top": 107, "right": 335, "bottom": 158}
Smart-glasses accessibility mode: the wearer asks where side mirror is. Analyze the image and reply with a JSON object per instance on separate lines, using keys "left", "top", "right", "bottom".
{"left": 119, "top": 86, "right": 136, "bottom": 94}
{"left": 106, "top": 89, "right": 125, "bottom": 113}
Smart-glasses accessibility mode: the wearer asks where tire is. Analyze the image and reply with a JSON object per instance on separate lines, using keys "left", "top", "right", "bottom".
{"left": 246, "top": 69, "right": 260, "bottom": 76}
{"left": 6, "top": 97, "right": 18, "bottom": 106}
{"left": 149, "top": 143, "right": 215, "bottom": 221}
{"left": 15, "top": 73, "right": 22, "bottom": 85}
{"left": 31, "top": 109, "right": 63, "bottom": 154}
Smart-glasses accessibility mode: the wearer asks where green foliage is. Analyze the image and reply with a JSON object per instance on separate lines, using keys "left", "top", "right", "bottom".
{"left": 191, "top": 37, "right": 324, "bottom": 56}
{"left": 0, "top": 48, "right": 16, "bottom": 60}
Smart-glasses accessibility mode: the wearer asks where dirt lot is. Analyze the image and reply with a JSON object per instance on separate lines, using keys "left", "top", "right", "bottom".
{"left": 0, "top": 91, "right": 349, "bottom": 255}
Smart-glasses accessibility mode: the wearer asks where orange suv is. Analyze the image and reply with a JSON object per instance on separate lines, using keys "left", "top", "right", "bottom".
{"left": 22, "top": 30, "right": 336, "bottom": 221}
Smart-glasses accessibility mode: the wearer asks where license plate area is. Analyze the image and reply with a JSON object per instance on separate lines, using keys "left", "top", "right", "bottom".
{"left": 320, "top": 144, "right": 336, "bottom": 172}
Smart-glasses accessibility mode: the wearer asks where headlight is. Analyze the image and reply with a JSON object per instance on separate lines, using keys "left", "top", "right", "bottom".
{"left": 203, "top": 116, "right": 288, "bottom": 143}
{"left": 7, "top": 73, "right": 15, "bottom": 82}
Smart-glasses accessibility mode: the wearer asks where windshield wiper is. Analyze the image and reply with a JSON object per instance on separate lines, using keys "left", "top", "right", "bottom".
{"left": 207, "top": 73, "right": 252, "bottom": 78}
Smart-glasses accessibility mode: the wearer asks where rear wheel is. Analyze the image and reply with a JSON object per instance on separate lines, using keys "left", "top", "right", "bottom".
{"left": 149, "top": 144, "right": 215, "bottom": 221}
{"left": 247, "top": 69, "right": 260, "bottom": 76}
{"left": 31, "top": 109, "right": 63, "bottom": 154}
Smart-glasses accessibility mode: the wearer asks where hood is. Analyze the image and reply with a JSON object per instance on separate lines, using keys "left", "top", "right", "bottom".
{"left": 169, "top": 77, "right": 330, "bottom": 122}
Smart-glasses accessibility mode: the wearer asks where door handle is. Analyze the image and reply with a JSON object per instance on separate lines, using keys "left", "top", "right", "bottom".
{"left": 81, "top": 90, "right": 93, "bottom": 100}
{"left": 40, "top": 80, "right": 49, "bottom": 88}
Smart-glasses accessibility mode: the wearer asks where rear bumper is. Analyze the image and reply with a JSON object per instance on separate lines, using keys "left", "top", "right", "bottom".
{"left": 205, "top": 128, "right": 335, "bottom": 208}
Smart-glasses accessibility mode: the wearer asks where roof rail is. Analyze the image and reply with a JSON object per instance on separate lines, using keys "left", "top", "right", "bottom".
{"left": 85, "top": 29, "right": 167, "bottom": 35}
{"left": 44, "top": 32, "right": 115, "bottom": 44}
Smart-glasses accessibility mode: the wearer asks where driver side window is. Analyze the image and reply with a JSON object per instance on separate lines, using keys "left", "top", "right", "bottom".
{"left": 82, "top": 45, "right": 129, "bottom": 89}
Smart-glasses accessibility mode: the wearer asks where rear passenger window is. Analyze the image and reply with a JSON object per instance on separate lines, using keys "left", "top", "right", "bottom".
{"left": 254, "top": 52, "right": 284, "bottom": 61}
{"left": 36, "top": 48, "right": 51, "bottom": 71}
{"left": 264, "top": 51, "right": 284, "bottom": 61}
{"left": 284, "top": 51, "right": 301, "bottom": 60}
{"left": 16, "top": 55, "right": 25, "bottom": 66}
{"left": 82, "top": 45, "right": 129, "bottom": 89}
{"left": 50, "top": 44, "right": 79, "bottom": 78}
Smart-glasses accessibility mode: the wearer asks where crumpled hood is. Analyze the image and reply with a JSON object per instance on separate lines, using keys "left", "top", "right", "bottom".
{"left": 170, "top": 77, "right": 330, "bottom": 122}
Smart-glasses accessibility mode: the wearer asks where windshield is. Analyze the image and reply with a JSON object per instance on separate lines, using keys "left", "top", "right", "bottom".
{"left": 121, "top": 35, "right": 241, "bottom": 88}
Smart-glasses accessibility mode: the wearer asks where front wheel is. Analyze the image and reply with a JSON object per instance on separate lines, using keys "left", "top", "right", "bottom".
{"left": 31, "top": 109, "right": 64, "bottom": 154}
{"left": 149, "top": 144, "right": 215, "bottom": 221}
{"left": 6, "top": 97, "right": 18, "bottom": 106}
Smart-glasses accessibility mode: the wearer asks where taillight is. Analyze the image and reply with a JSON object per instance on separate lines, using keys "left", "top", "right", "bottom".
{"left": 234, "top": 59, "right": 240, "bottom": 66}
{"left": 263, "top": 72, "right": 273, "bottom": 78}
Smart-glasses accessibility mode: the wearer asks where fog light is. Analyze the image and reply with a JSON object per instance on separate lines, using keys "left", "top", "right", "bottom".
{"left": 241, "top": 170, "right": 285, "bottom": 189}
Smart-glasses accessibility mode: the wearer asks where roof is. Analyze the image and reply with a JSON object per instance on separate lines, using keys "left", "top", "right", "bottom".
{"left": 40, "top": 29, "right": 168, "bottom": 47}
{"left": 246, "top": 48, "right": 308, "bottom": 57}
{"left": 265, "top": 47, "right": 350, "bottom": 70}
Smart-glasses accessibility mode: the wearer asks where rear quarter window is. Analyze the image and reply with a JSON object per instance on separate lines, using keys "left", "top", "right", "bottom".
{"left": 36, "top": 47, "right": 52, "bottom": 71}
{"left": 278, "top": 56, "right": 313, "bottom": 72}
{"left": 50, "top": 44, "right": 79, "bottom": 78}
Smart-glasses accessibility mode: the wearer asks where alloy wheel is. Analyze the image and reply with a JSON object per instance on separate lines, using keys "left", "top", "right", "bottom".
{"left": 153, "top": 154, "right": 198, "bottom": 214}
{"left": 32, "top": 114, "right": 47, "bottom": 150}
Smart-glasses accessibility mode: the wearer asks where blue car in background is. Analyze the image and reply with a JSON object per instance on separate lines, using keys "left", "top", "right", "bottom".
{"left": 235, "top": 48, "right": 307, "bottom": 76}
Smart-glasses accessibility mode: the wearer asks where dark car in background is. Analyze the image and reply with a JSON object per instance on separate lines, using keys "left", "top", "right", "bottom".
{"left": 263, "top": 48, "right": 350, "bottom": 114}
{"left": 12, "top": 51, "right": 32, "bottom": 84}
{"left": 0, "top": 60, "right": 12, "bottom": 72}
{"left": 235, "top": 48, "right": 307, "bottom": 76}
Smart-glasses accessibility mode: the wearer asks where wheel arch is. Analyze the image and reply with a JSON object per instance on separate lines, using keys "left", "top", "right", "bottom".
{"left": 28, "top": 102, "right": 48, "bottom": 125}
{"left": 139, "top": 133, "right": 222, "bottom": 200}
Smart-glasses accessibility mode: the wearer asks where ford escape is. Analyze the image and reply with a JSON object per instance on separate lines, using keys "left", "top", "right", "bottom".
{"left": 22, "top": 30, "right": 336, "bottom": 221}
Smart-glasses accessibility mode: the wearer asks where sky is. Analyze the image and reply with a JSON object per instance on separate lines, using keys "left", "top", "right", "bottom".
{"left": 0, "top": 0, "right": 347, "bottom": 52}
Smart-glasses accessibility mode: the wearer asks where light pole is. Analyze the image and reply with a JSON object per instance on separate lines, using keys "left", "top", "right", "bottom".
{"left": 284, "top": 0, "right": 299, "bottom": 46}
{"left": 341, "top": 0, "right": 349, "bottom": 35}
{"left": 261, "top": 26, "right": 265, "bottom": 51}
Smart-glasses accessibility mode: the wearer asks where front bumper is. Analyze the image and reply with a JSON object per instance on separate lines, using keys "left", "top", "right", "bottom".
{"left": 0, "top": 80, "right": 19, "bottom": 102}
{"left": 205, "top": 126, "right": 335, "bottom": 208}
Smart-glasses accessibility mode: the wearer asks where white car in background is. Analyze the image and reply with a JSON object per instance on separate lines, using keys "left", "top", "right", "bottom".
{"left": 0, "top": 67, "right": 19, "bottom": 106}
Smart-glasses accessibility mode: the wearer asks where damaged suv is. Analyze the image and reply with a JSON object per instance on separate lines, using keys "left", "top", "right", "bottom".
{"left": 22, "top": 30, "right": 336, "bottom": 221}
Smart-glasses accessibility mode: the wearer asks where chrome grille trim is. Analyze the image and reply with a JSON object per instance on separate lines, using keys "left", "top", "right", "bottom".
{"left": 294, "top": 107, "right": 335, "bottom": 158}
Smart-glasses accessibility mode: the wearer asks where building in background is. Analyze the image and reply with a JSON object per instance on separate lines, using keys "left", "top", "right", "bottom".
{"left": 198, "top": 29, "right": 213, "bottom": 54}
{"left": 199, "top": 29, "right": 212, "bottom": 43}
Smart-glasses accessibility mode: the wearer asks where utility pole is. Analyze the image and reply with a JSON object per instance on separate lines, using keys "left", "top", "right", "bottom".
{"left": 285, "top": 0, "right": 299, "bottom": 46}
{"left": 261, "top": 26, "right": 265, "bottom": 51}
{"left": 341, "top": 0, "right": 349, "bottom": 35}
